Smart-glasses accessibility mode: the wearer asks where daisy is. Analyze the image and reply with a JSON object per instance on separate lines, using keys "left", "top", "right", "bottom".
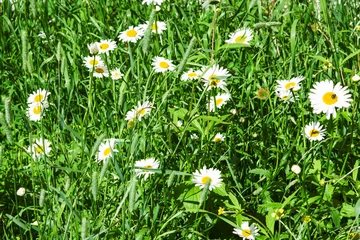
{"left": 304, "top": 122, "right": 326, "bottom": 141}
{"left": 110, "top": 68, "right": 124, "bottom": 80}
{"left": 209, "top": 93, "right": 231, "bottom": 112}
{"left": 91, "top": 65, "right": 109, "bottom": 78}
{"left": 181, "top": 68, "right": 201, "bottom": 81}
{"left": 134, "top": 158, "right": 160, "bottom": 180}
{"left": 27, "top": 89, "right": 51, "bottom": 107}
{"left": 84, "top": 55, "right": 104, "bottom": 69}
{"left": 142, "top": 0, "right": 165, "bottom": 5}
{"left": 125, "top": 109, "right": 137, "bottom": 122}
{"left": 192, "top": 166, "right": 222, "bottom": 191}
{"left": 97, "top": 39, "right": 117, "bottom": 54}
{"left": 226, "top": 28, "right": 253, "bottom": 45}
{"left": 308, "top": 79, "right": 352, "bottom": 119}
{"left": 275, "top": 89, "right": 295, "bottom": 103}
{"left": 201, "top": 64, "right": 230, "bottom": 90}
{"left": 276, "top": 76, "right": 304, "bottom": 92}
{"left": 87, "top": 42, "right": 99, "bottom": 55}
{"left": 95, "top": 139, "right": 119, "bottom": 162}
{"left": 139, "top": 21, "right": 167, "bottom": 34}
{"left": 202, "top": 0, "right": 221, "bottom": 9}
{"left": 27, "top": 103, "right": 45, "bottom": 122}
{"left": 233, "top": 222, "right": 259, "bottom": 240}
{"left": 136, "top": 101, "right": 153, "bottom": 121}
{"left": 213, "top": 133, "right": 225, "bottom": 142}
{"left": 27, "top": 138, "right": 52, "bottom": 160}
{"left": 152, "top": 56, "right": 175, "bottom": 73}
{"left": 118, "top": 26, "right": 145, "bottom": 43}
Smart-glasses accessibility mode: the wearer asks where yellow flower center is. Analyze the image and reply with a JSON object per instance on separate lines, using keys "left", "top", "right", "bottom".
{"left": 152, "top": 23, "right": 157, "bottom": 31}
{"left": 34, "top": 94, "right": 44, "bottom": 102}
{"left": 285, "top": 82, "right": 296, "bottom": 89}
{"left": 322, "top": 92, "right": 338, "bottom": 105}
{"left": 241, "top": 229, "right": 252, "bottom": 237}
{"left": 89, "top": 59, "right": 98, "bottom": 66}
{"left": 144, "top": 165, "right": 153, "bottom": 168}
{"left": 282, "top": 96, "right": 288, "bottom": 100}
{"left": 103, "top": 147, "right": 111, "bottom": 156}
{"left": 137, "top": 109, "right": 146, "bottom": 116}
{"left": 309, "top": 129, "right": 319, "bottom": 137}
{"left": 216, "top": 98, "right": 224, "bottom": 105}
{"left": 126, "top": 29, "right": 137, "bottom": 37}
{"left": 115, "top": 72, "right": 120, "bottom": 77}
{"left": 188, "top": 72, "right": 197, "bottom": 77}
{"left": 235, "top": 35, "right": 246, "bottom": 44}
{"left": 35, "top": 145, "right": 44, "bottom": 154}
{"left": 99, "top": 43, "right": 109, "bottom": 50}
{"left": 95, "top": 67, "right": 105, "bottom": 73}
{"left": 159, "top": 61, "right": 169, "bottom": 69}
{"left": 201, "top": 176, "right": 212, "bottom": 184}
{"left": 33, "top": 105, "right": 42, "bottom": 114}
{"left": 213, "top": 137, "right": 221, "bottom": 142}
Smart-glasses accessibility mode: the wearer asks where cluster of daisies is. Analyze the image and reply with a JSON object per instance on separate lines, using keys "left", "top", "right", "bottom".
{"left": 26, "top": 89, "right": 51, "bottom": 122}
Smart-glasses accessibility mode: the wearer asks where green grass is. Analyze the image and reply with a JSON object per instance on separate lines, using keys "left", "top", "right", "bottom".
{"left": 1, "top": 0, "right": 360, "bottom": 239}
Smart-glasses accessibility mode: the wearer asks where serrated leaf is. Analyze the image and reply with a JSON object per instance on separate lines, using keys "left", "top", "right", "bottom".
{"left": 213, "top": 182, "right": 228, "bottom": 196}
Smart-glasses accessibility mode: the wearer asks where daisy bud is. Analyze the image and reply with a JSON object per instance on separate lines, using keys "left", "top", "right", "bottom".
{"left": 352, "top": 74, "right": 360, "bottom": 82}
{"left": 31, "top": 221, "right": 39, "bottom": 226}
{"left": 17, "top": 187, "right": 26, "bottom": 196}
{"left": 230, "top": 109, "right": 236, "bottom": 115}
{"left": 88, "top": 43, "right": 99, "bottom": 55}
{"left": 291, "top": 165, "right": 301, "bottom": 175}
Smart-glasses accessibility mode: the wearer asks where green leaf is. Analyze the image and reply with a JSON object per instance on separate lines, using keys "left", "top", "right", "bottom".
{"left": 323, "top": 184, "right": 334, "bottom": 202}
{"left": 213, "top": 182, "right": 228, "bottom": 197}
{"left": 266, "top": 210, "right": 275, "bottom": 234}
{"left": 249, "top": 168, "right": 271, "bottom": 178}
{"left": 330, "top": 207, "right": 340, "bottom": 228}
{"left": 179, "top": 186, "right": 202, "bottom": 212}
{"left": 228, "top": 193, "right": 241, "bottom": 211}
{"left": 340, "top": 203, "right": 355, "bottom": 218}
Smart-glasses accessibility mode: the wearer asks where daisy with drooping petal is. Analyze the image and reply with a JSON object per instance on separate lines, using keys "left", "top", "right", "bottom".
{"left": 139, "top": 21, "right": 167, "bottom": 34}
{"left": 136, "top": 101, "right": 153, "bottom": 121}
{"left": 118, "top": 26, "right": 145, "bottom": 43}
{"left": 97, "top": 39, "right": 117, "bottom": 54}
{"left": 135, "top": 158, "right": 160, "bottom": 180}
{"left": 142, "top": 0, "right": 165, "bottom": 5}
{"left": 226, "top": 28, "right": 253, "bottom": 45}
{"left": 209, "top": 93, "right": 231, "bottom": 112}
{"left": 152, "top": 56, "right": 175, "bottom": 73}
{"left": 308, "top": 79, "right": 352, "bottom": 119}
{"left": 201, "top": 64, "right": 230, "bottom": 90}
{"left": 125, "top": 109, "right": 137, "bottom": 122}
{"left": 213, "top": 133, "right": 224, "bottom": 142}
{"left": 275, "top": 89, "right": 295, "bottom": 103}
{"left": 27, "top": 138, "right": 52, "bottom": 160}
{"left": 304, "top": 122, "right": 325, "bottom": 142}
{"left": 181, "top": 68, "right": 201, "bottom": 81}
{"left": 110, "top": 68, "right": 124, "bottom": 80}
{"left": 95, "top": 139, "right": 119, "bottom": 162}
{"left": 84, "top": 55, "right": 104, "bottom": 69}
{"left": 91, "top": 65, "right": 109, "bottom": 78}
{"left": 276, "top": 76, "right": 304, "bottom": 92}
{"left": 27, "top": 103, "right": 45, "bottom": 122}
{"left": 233, "top": 222, "right": 259, "bottom": 240}
{"left": 27, "top": 89, "right": 51, "bottom": 107}
{"left": 192, "top": 166, "right": 222, "bottom": 191}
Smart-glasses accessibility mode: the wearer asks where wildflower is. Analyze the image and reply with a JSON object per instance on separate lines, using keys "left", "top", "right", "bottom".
{"left": 192, "top": 166, "right": 223, "bottom": 191}
{"left": 88, "top": 42, "right": 99, "bottom": 55}
{"left": 257, "top": 88, "right": 270, "bottom": 100}
{"left": 218, "top": 207, "right": 224, "bottom": 215}
{"left": 202, "top": 0, "right": 221, "bottom": 10}
{"left": 225, "top": 28, "right": 253, "bottom": 45}
{"left": 125, "top": 109, "right": 137, "bottom": 122}
{"left": 91, "top": 65, "right": 109, "bottom": 78}
{"left": 230, "top": 109, "right": 236, "bottom": 114}
{"left": 97, "top": 39, "right": 117, "bottom": 54}
{"left": 323, "top": 60, "right": 332, "bottom": 70}
{"left": 201, "top": 64, "right": 230, "bottom": 90}
{"left": 319, "top": 179, "right": 325, "bottom": 185}
{"left": 209, "top": 93, "right": 231, "bottom": 112}
{"left": 352, "top": 74, "right": 360, "bottom": 82}
{"left": 27, "top": 103, "right": 45, "bottom": 122}
{"left": 136, "top": 101, "right": 153, "bottom": 121}
{"left": 110, "top": 68, "right": 124, "bottom": 80}
{"left": 233, "top": 222, "right": 259, "bottom": 240}
{"left": 134, "top": 158, "right": 160, "bottom": 180}
{"left": 275, "top": 89, "right": 294, "bottom": 103}
{"left": 190, "top": 133, "right": 199, "bottom": 139}
{"left": 118, "top": 26, "right": 145, "bottom": 43}
{"left": 30, "top": 221, "right": 39, "bottom": 226}
{"left": 291, "top": 165, "right": 301, "bottom": 175}
{"left": 27, "top": 89, "right": 51, "bottom": 107}
{"left": 27, "top": 138, "right": 52, "bottom": 159}
{"left": 213, "top": 133, "right": 224, "bottom": 142}
{"left": 272, "top": 208, "right": 284, "bottom": 220}
{"left": 152, "top": 56, "right": 175, "bottom": 73}
{"left": 38, "top": 31, "right": 46, "bottom": 39}
{"left": 142, "top": 0, "right": 165, "bottom": 5}
{"left": 177, "top": 120, "right": 183, "bottom": 127}
{"left": 83, "top": 55, "right": 103, "bottom": 69}
{"left": 95, "top": 139, "right": 118, "bottom": 162}
{"left": 16, "top": 187, "right": 26, "bottom": 196}
{"left": 139, "top": 21, "right": 167, "bottom": 34}
{"left": 181, "top": 68, "right": 201, "bottom": 81}
{"left": 276, "top": 76, "right": 304, "bottom": 92}
{"left": 308, "top": 79, "right": 352, "bottom": 119}
{"left": 304, "top": 122, "right": 325, "bottom": 141}
{"left": 302, "top": 215, "right": 311, "bottom": 223}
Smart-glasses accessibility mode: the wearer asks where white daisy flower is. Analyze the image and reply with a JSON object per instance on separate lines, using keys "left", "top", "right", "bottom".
{"left": 135, "top": 158, "right": 160, "bottom": 180}
{"left": 97, "top": 39, "right": 117, "bottom": 54}
{"left": 95, "top": 139, "right": 119, "bottom": 162}
{"left": 27, "top": 89, "right": 51, "bottom": 107}
{"left": 87, "top": 42, "right": 99, "bottom": 55}
{"left": 17, "top": 187, "right": 26, "bottom": 196}
{"left": 233, "top": 222, "right": 259, "bottom": 240}
{"left": 84, "top": 55, "right": 104, "bottom": 69}
{"left": 181, "top": 68, "right": 201, "bottom": 81}
{"left": 110, "top": 68, "right": 124, "bottom": 80}
{"left": 91, "top": 65, "right": 109, "bottom": 78}
{"left": 275, "top": 89, "right": 295, "bottom": 103}
{"left": 213, "top": 133, "right": 224, "bottom": 142}
{"left": 201, "top": 64, "right": 230, "bottom": 90}
{"left": 209, "top": 93, "right": 231, "bottom": 112}
{"left": 27, "top": 103, "right": 45, "bottom": 122}
{"left": 192, "top": 166, "right": 223, "bottom": 191}
{"left": 136, "top": 101, "right": 153, "bottom": 121}
{"left": 27, "top": 138, "right": 52, "bottom": 160}
{"left": 276, "top": 76, "right": 305, "bottom": 92}
{"left": 225, "top": 28, "right": 253, "bottom": 45}
{"left": 152, "top": 56, "right": 175, "bottom": 73}
{"left": 139, "top": 21, "right": 167, "bottom": 34}
{"left": 308, "top": 79, "right": 352, "bottom": 119}
{"left": 142, "top": 0, "right": 165, "bottom": 5}
{"left": 118, "top": 26, "right": 145, "bottom": 43}
{"left": 304, "top": 122, "right": 326, "bottom": 142}
{"left": 125, "top": 109, "right": 137, "bottom": 122}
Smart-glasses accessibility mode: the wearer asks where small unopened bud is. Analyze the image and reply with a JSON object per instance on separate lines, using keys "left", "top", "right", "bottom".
{"left": 17, "top": 187, "right": 26, "bottom": 196}
{"left": 352, "top": 74, "right": 360, "bottom": 82}
{"left": 88, "top": 43, "right": 99, "bottom": 55}
{"left": 230, "top": 109, "right": 236, "bottom": 115}
{"left": 291, "top": 165, "right": 301, "bottom": 175}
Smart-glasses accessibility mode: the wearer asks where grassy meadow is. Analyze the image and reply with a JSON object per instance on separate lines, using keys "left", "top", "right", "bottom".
{"left": 1, "top": 0, "right": 360, "bottom": 239}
